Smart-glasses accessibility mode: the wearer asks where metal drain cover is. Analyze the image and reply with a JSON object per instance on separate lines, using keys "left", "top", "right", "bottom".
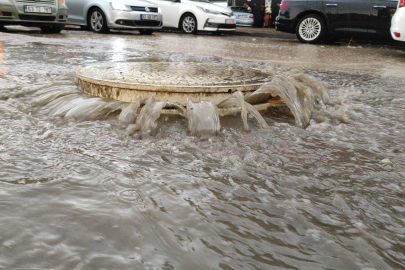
{"left": 77, "top": 62, "right": 274, "bottom": 105}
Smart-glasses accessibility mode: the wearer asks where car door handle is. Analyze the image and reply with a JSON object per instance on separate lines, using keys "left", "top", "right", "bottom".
{"left": 326, "top": 4, "right": 338, "bottom": 7}
{"left": 373, "top": 6, "right": 387, "bottom": 9}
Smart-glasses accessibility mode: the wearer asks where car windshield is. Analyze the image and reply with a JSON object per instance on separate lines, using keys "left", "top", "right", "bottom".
{"left": 230, "top": 7, "right": 248, "bottom": 12}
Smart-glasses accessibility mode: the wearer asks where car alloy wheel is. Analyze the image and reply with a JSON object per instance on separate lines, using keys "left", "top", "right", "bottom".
{"left": 89, "top": 8, "right": 109, "bottom": 33}
{"left": 181, "top": 14, "right": 197, "bottom": 34}
{"left": 296, "top": 14, "right": 325, "bottom": 44}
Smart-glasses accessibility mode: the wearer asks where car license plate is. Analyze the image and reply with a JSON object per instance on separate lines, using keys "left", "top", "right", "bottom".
{"left": 141, "top": 14, "right": 157, "bottom": 20}
{"left": 24, "top": 6, "right": 52, "bottom": 14}
{"left": 225, "top": 19, "right": 236, "bottom": 24}
{"left": 238, "top": 15, "right": 247, "bottom": 18}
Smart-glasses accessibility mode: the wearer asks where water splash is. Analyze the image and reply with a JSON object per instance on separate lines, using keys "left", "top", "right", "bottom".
{"left": 34, "top": 90, "right": 124, "bottom": 121}
{"left": 130, "top": 96, "right": 168, "bottom": 136}
{"left": 218, "top": 91, "right": 269, "bottom": 130}
{"left": 118, "top": 97, "right": 142, "bottom": 125}
{"left": 186, "top": 99, "right": 220, "bottom": 137}
{"left": 245, "top": 70, "right": 332, "bottom": 128}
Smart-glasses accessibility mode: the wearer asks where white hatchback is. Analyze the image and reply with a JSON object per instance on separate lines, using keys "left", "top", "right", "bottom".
{"left": 391, "top": 0, "right": 405, "bottom": 42}
{"left": 147, "top": 0, "right": 236, "bottom": 34}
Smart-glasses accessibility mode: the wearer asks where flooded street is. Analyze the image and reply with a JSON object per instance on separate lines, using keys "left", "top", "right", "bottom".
{"left": 1, "top": 28, "right": 405, "bottom": 269}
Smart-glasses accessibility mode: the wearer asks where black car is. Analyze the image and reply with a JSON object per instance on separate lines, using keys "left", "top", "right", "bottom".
{"left": 275, "top": 0, "right": 398, "bottom": 43}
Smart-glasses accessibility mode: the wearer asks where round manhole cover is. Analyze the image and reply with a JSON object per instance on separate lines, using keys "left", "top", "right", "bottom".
{"left": 77, "top": 62, "right": 274, "bottom": 105}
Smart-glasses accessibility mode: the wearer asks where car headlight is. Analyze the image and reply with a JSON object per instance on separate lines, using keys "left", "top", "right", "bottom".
{"left": 110, "top": 2, "right": 132, "bottom": 11}
{"left": 196, "top": 6, "right": 221, "bottom": 15}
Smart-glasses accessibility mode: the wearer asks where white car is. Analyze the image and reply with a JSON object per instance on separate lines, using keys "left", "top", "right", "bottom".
{"left": 391, "top": 0, "right": 405, "bottom": 42}
{"left": 147, "top": 0, "right": 236, "bottom": 34}
{"left": 65, "top": 0, "right": 163, "bottom": 34}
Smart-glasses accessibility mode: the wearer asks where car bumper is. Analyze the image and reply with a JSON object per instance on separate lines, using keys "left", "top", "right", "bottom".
{"left": 200, "top": 14, "right": 236, "bottom": 31}
{"left": 106, "top": 10, "right": 163, "bottom": 30}
{"left": 236, "top": 18, "right": 254, "bottom": 27}
{"left": 275, "top": 16, "right": 295, "bottom": 33}
{"left": 0, "top": 3, "right": 68, "bottom": 26}
{"left": 390, "top": 9, "right": 405, "bottom": 42}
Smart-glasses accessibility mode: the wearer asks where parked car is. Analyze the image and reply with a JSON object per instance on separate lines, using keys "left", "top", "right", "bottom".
{"left": 0, "top": 0, "right": 68, "bottom": 33}
{"left": 229, "top": 6, "right": 254, "bottom": 27}
{"left": 65, "top": 0, "right": 162, "bottom": 34}
{"left": 391, "top": 0, "right": 405, "bottom": 42}
{"left": 147, "top": 0, "right": 236, "bottom": 34}
{"left": 275, "top": 0, "right": 398, "bottom": 44}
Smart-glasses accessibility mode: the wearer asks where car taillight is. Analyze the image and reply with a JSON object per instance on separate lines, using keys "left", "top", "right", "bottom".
{"left": 280, "top": 2, "right": 289, "bottom": 10}
{"left": 400, "top": 0, "right": 405, "bottom": 8}
{"left": 249, "top": 15, "right": 254, "bottom": 19}
{"left": 394, "top": 32, "right": 401, "bottom": 37}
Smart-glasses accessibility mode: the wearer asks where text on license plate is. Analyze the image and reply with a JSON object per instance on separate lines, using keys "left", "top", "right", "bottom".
{"left": 24, "top": 6, "right": 52, "bottom": 14}
{"left": 225, "top": 19, "right": 235, "bottom": 24}
{"left": 141, "top": 14, "right": 158, "bottom": 20}
{"left": 238, "top": 15, "right": 248, "bottom": 18}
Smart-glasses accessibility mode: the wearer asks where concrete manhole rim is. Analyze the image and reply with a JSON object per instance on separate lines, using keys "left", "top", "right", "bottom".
{"left": 76, "top": 62, "right": 273, "bottom": 93}
{"left": 76, "top": 62, "right": 281, "bottom": 108}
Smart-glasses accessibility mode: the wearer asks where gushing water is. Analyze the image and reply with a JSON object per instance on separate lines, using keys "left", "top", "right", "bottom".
{"left": 186, "top": 99, "right": 220, "bottom": 137}
{"left": 118, "top": 97, "right": 142, "bottom": 125}
{"left": 246, "top": 69, "right": 332, "bottom": 128}
{"left": 31, "top": 68, "right": 333, "bottom": 135}
{"left": 131, "top": 96, "right": 167, "bottom": 136}
{"left": 218, "top": 91, "right": 269, "bottom": 130}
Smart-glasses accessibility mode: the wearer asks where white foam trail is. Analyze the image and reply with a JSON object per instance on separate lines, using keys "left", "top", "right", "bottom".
{"left": 118, "top": 97, "right": 142, "bottom": 125}
{"left": 186, "top": 99, "right": 220, "bottom": 137}
{"left": 218, "top": 91, "right": 269, "bottom": 130}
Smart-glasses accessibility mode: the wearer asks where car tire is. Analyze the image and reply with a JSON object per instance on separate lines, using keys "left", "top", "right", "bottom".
{"left": 88, "top": 8, "right": 109, "bottom": 33}
{"left": 180, "top": 13, "right": 197, "bottom": 34}
{"left": 139, "top": 29, "right": 154, "bottom": 35}
{"left": 296, "top": 14, "right": 326, "bottom": 44}
{"left": 40, "top": 25, "right": 64, "bottom": 34}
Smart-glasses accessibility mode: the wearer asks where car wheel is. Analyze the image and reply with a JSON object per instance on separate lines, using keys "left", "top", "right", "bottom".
{"left": 180, "top": 13, "right": 197, "bottom": 34}
{"left": 296, "top": 14, "right": 326, "bottom": 44}
{"left": 139, "top": 29, "right": 154, "bottom": 35}
{"left": 40, "top": 25, "right": 64, "bottom": 34}
{"left": 89, "top": 8, "right": 109, "bottom": 33}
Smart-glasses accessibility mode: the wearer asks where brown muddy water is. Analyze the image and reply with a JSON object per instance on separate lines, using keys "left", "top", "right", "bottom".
{"left": 1, "top": 29, "right": 405, "bottom": 270}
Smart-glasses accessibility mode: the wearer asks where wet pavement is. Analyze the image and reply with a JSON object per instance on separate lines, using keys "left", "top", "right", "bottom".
{"left": 0, "top": 26, "right": 405, "bottom": 270}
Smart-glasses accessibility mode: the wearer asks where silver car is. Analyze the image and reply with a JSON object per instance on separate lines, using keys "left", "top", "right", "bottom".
{"left": 228, "top": 6, "right": 254, "bottom": 27}
{"left": 65, "top": 0, "right": 162, "bottom": 34}
{"left": 0, "top": 0, "right": 68, "bottom": 33}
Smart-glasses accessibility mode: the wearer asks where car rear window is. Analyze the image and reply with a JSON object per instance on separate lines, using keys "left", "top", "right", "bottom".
{"left": 230, "top": 7, "right": 249, "bottom": 12}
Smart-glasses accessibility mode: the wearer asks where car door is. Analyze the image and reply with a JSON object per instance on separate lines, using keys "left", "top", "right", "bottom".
{"left": 322, "top": 0, "right": 351, "bottom": 33}
{"left": 368, "top": 0, "right": 398, "bottom": 35}
{"left": 152, "top": 0, "right": 180, "bottom": 28}
{"left": 65, "top": 0, "right": 87, "bottom": 25}
{"left": 347, "top": 0, "right": 373, "bottom": 34}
